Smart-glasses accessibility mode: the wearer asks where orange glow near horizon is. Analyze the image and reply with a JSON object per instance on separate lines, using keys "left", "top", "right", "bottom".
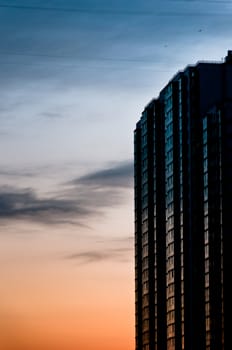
{"left": 0, "top": 217, "right": 135, "bottom": 350}
{"left": 0, "top": 310, "right": 134, "bottom": 350}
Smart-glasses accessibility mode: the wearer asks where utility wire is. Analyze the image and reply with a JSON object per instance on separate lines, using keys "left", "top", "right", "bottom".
{"left": 0, "top": 51, "right": 181, "bottom": 71}
{"left": 0, "top": 60, "right": 175, "bottom": 72}
{"left": 0, "top": 50, "right": 173, "bottom": 63}
{"left": 0, "top": 3, "right": 231, "bottom": 16}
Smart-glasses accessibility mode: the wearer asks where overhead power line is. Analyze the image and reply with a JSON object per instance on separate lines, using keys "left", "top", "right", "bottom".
{"left": 0, "top": 51, "right": 181, "bottom": 71}
{"left": 0, "top": 50, "right": 169, "bottom": 63}
{"left": 0, "top": 3, "right": 231, "bottom": 16}
{"left": 0, "top": 59, "right": 177, "bottom": 73}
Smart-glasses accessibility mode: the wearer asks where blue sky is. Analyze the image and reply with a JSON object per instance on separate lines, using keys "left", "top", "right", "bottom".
{"left": 1, "top": 0, "right": 231, "bottom": 191}
{"left": 0, "top": 1, "right": 232, "bottom": 349}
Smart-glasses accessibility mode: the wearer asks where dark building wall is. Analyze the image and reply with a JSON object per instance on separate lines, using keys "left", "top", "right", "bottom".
{"left": 220, "top": 102, "right": 232, "bottom": 350}
{"left": 134, "top": 99, "right": 167, "bottom": 350}
{"left": 197, "top": 63, "right": 223, "bottom": 114}
{"left": 153, "top": 101, "right": 167, "bottom": 350}
{"left": 134, "top": 122, "right": 143, "bottom": 350}
{"left": 183, "top": 66, "right": 205, "bottom": 350}
{"left": 224, "top": 64, "right": 232, "bottom": 99}
{"left": 202, "top": 107, "right": 223, "bottom": 350}
{"left": 134, "top": 51, "right": 232, "bottom": 350}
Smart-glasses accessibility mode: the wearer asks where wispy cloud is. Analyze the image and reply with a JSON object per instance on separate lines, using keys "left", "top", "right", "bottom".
{"left": 62, "top": 160, "right": 133, "bottom": 211}
{"left": 96, "top": 235, "right": 133, "bottom": 244}
{"left": 0, "top": 169, "right": 38, "bottom": 178}
{"left": 0, "top": 161, "right": 133, "bottom": 226}
{"left": 64, "top": 247, "right": 133, "bottom": 264}
{"left": 64, "top": 233, "right": 133, "bottom": 264}
{"left": 0, "top": 186, "right": 91, "bottom": 225}
{"left": 39, "top": 111, "right": 65, "bottom": 119}
{"left": 69, "top": 160, "right": 133, "bottom": 188}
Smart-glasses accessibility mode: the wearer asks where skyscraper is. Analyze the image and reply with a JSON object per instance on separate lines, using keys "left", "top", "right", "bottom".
{"left": 134, "top": 51, "right": 232, "bottom": 350}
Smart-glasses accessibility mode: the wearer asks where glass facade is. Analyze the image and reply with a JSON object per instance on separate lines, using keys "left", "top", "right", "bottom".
{"left": 164, "top": 83, "right": 176, "bottom": 350}
{"left": 134, "top": 51, "right": 232, "bottom": 350}
{"left": 134, "top": 100, "right": 166, "bottom": 350}
{"left": 203, "top": 109, "right": 224, "bottom": 350}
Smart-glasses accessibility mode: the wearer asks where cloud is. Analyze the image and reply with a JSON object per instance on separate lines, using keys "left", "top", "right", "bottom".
{"left": 64, "top": 232, "right": 133, "bottom": 265}
{"left": 64, "top": 247, "right": 133, "bottom": 264}
{"left": 0, "top": 169, "right": 38, "bottom": 178}
{"left": 61, "top": 160, "right": 133, "bottom": 211}
{"left": 0, "top": 186, "right": 92, "bottom": 225}
{"left": 39, "top": 111, "right": 65, "bottom": 119}
{"left": 69, "top": 160, "right": 133, "bottom": 189}
{"left": 0, "top": 161, "right": 133, "bottom": 226}
{"left": 0, "top": 130, "right": 9, "bottom": 137}
{"left": 96, "top": 235, "right": 133, "bottom": 244}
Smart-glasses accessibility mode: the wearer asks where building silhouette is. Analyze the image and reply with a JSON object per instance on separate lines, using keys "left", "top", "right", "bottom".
{"left": 134, "top": 51, "right": 232, "bottom": 350}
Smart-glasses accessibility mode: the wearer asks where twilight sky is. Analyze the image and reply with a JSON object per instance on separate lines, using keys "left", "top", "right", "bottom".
{"left": 0, "top": 1, "right": 232, "bottom": 349}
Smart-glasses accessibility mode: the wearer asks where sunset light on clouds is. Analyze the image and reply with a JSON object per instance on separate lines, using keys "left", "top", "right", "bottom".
{"left": 1, "top": 0, "right": 232, "bottom": 349}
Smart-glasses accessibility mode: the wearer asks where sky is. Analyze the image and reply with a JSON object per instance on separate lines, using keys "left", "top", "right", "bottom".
{"left": 0, "top": 0, "right": 232, "bottom": 349}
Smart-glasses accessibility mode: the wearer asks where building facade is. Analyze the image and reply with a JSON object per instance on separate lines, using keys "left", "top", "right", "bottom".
{"left": 134, "top": 51, "right": 232, "bottom": 350}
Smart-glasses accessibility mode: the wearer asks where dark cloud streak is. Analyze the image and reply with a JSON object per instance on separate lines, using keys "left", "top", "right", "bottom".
{"left": 0, "top": 2, "right": 229, "bottom": 16}
{"left": 70, "top": 161, "right": 133, "bottom": 189}
{"left": 0, "top": 186, "right": 92, "bottom": 225}
{"left": 65, "top": 247, "right": 133, "bottom": 264}
{"left": 0, "top": 161, "right": 133, "bottom": 226}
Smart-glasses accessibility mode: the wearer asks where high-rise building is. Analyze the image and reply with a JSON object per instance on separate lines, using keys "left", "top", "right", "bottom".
{"left": 134, "top": 51, "right": 232, "bottom": 350}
